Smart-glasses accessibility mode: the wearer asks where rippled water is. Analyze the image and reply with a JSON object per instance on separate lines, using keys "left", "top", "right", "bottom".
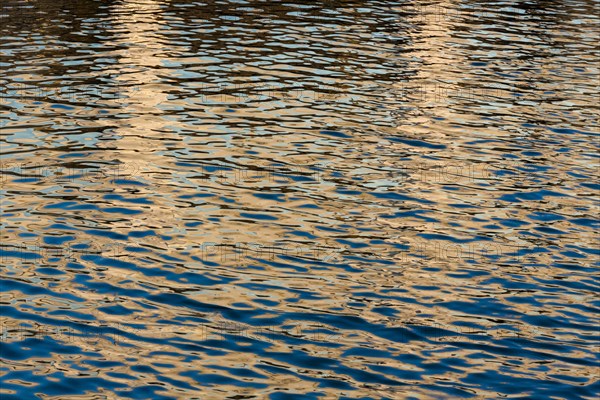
{"left": 1, "top": 0, "right": 599, "bottom": 398}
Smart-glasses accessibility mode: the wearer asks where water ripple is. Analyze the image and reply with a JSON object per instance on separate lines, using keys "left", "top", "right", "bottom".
{"left": 1, "top": 0, "right": 599, "bottom": 398}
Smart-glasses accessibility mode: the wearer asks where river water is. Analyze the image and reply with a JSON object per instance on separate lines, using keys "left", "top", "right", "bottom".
{"left": 1, "top": 0, "right": 599, "bottom": 399}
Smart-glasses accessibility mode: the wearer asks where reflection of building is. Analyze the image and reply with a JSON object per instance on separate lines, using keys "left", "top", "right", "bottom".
{"left": 392, "top": 0, "right": 469, "bottom": 119}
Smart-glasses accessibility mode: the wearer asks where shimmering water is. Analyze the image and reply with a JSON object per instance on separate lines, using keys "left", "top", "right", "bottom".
{"left": 1, "top": 0, "right": 599, "bottom": 398}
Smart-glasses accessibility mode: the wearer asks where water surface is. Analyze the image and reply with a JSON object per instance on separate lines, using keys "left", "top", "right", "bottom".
{"left": 1, "top": 0, "right": 599, "bottom": 399}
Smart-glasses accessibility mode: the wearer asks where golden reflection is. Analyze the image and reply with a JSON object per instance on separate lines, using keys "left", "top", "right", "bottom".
{"left": 0, "top": 0, "right": 598, "bottom": 398}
